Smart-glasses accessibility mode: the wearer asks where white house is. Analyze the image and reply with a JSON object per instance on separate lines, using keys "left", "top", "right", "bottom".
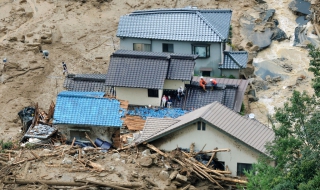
{"left": 116, "top": 7, "right": 248, "bottom": 78}
{"left": 135, "top": 101, "right": 275, "bottom": 176}
{"left": 105, "top": 50, "right": 197, "bottom": 107}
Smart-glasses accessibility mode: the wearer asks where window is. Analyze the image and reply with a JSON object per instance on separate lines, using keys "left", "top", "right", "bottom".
{"left": 202, "top": 71, "right": 211, "bottom": 77}
{"left": 148, "top": 89, "right": 158, "bottom": 98}
{"left": 162, "top": 43, "right": 174, "bottom": 53}
{"left": 202, "top": 122, "right": 206, "bottom": 131}
{"left": 237, "top": 163, "right": 252, "bottom": 176}
{"left": 192, "top": 44, "right": 210, "bottom": 58}
{"left": 70, "top": 129, "right": 90, "bottom": 142}
{"left": 133, "top": 43, "right": 151, "bottom": 52}
{"left": 197, "top": 122, "right": 201, "bottom": 130}
{"left": 197, "top": 122, "right": 206, "bottom": 131}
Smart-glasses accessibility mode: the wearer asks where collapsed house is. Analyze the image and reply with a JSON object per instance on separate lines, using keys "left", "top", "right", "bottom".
{"left": 134, "top": 101, "right": 275, "bottom": 177}
{"left": 53, "top": 91, "right": 124, "bottom": 147}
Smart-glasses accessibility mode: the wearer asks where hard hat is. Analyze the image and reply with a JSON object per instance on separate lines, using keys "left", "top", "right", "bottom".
{"left": 210, "top": 79, "right": 213, "bottom": 81}
{"left": 200, "top": 76, "right": 203, "bottom": 79}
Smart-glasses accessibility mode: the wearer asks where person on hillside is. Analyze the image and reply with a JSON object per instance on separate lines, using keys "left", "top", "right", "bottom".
{"left": 199, "top": 76, "right": 207, "bottom": 91}
{"left": 210, "top": 78, "right": 217, "bottom": 90}
{"left": 40, "top": 50, "right": 49, "bottom": 59}
{"left": 62, "top": 62, "right": 68, "bottom": 75}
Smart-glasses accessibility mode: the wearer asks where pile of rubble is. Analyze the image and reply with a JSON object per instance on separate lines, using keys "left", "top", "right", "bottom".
{"left": 0, "top": 142, "right": 247, "bottom": 190}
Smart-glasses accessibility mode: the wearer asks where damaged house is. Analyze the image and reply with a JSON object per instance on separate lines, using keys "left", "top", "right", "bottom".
{"left": 117, "top": 7, "right": 248, "bottom": 78}
{"left": 53, "top": 91, "right": 123, "bottom": 145}
{"left": 105, "top": 50, "right": 197, "bottom": 107}
{"left": 135, "top": 101, "right": 275, "bottom": 177}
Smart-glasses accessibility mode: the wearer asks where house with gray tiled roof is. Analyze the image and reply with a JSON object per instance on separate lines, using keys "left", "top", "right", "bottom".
{"left": 105, "top": 50, "right": 197, "bottom": 106}
{"left": 220, "top": 51, "right": 248, "bottom": 78}
{"left": 134, "top": 101, "right": 275, "bottom": 176}
{"left": 64, "top": 74, "right": 109, "bottom": 92}
{"left": 117, "top": 7, "right": 247, "bottom": 78}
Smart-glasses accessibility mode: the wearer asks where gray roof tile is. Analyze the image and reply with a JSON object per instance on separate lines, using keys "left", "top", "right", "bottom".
{"left": 220, "top": 51, "right": 248, "bottom": 69}
{"left": 64, "top": 74, "right": 108, "bottom": 92}
{"left": 167, "top": 59, "right": 195, "bottom": 80}
{"left": 192, "top": 77, "right": 249, "bottom": 112}
{"left": 105, "top": 50, "right": 197, "bottom": 88}
{"left": 117, "top": 8, "right": 232, "bottom": 42}
{"left": 138, "top": 102, "right": 274, "bottom": 155}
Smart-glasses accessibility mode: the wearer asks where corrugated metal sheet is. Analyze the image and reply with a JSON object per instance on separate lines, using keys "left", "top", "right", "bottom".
{"left": 53, "top": 91, "right": 123, "bottom": 127}
{"left": 139, "top": 102, "right": 274, "bottom": 155}
{"left": 192, "top": 77, "right": 249, "bottom": 112}
{"left": 117, "top": 8, "right": 232, "bottom": 42}
{"left": 220, "top": 51, "right": 248, "bottom": 69}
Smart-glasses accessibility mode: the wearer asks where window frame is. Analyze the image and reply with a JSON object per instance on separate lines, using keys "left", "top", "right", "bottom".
{"left": 162, "top": 43, "right": 174, "bottom": 53}
{"left": 237, "top": 163, "right": 253, "bottom": 176}
{"left": 147, "top": 89, "right": 159, "bottom": 98}
{"left": 133, "top": 43, "right": 151, "bottom": 52}
{"left": 197, "top": 121, "right": 206, "bottom": 131}
{"left": 192, "top": 44, "right": 210, "bottom": 58}
{"left": 202, "top": 71, "right": 211, "bottom": 77}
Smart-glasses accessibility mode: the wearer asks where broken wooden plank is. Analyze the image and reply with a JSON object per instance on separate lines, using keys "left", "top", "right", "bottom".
{"left": 146, "top": 144, "right": 168, "bottom": 158}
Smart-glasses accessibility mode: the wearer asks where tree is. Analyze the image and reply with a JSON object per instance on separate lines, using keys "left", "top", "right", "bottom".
{"left": 308, "top": 44, "right": 320, "bottom": 97}
{"left": 246, "top": 90, "right": 320, "bottom": 189}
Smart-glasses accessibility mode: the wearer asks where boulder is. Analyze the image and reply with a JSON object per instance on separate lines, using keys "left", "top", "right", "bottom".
{"left": 159, "top": 170, "right": 170, "bottom": 181}
{"left": 175, "top": 174, "right": 187, "bottom": 183}
{"left": 169, "top": 171, "right": 179, "bottom": 180}
{"left": 111, "top": 153, "right": 120, "bottom": 160}
{"left": 248, "top": 94, "right": 259, "bottom": 102}
{"left": 140, "top": 156, "right": 153, "bottom": 167}
{"left": 142, "top": 149, "right": 151, "bottom": 157}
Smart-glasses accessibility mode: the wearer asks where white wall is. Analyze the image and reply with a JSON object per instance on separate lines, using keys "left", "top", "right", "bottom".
{"left": 152, "top": 123, "right": 263, "bottom": 176}
{"left": 163, "top": 80, "right": 185, "bottom": 90}
{"left": 116, "top": 87, "right": 162, "bottom": 106}
{"left": 119, "top": 37, "right": 222, "bottom": 77}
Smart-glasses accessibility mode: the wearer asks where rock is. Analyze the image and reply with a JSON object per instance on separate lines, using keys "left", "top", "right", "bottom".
{"left": 271, "top": 27, "right": 287, "bottom": 42}
{"left": 175, "top": 174, "right": 187, "bottom": 183}
{"left": 289, "top": 0, "right": 311, "bottom": 15}
{"left": 132, "top": 171, "right": 139, "bottom": 178}
{"left": 41, "top": 38, "right": 52, "bottom": 44}
{"left": 263, "top": 9, "right": 275, "bottom": 22}
{"left": 8, "top": 36, "right": 17, "bottom": 42}
{"left": 164, "top": 163, "right": 172, "bottom": 171}
{"left": 169, "top": 171, "right": 179, "bottom": 180}
{"left": 246, "top": 41, "right": 253, "bottom": 47}
{"left": 62, "top": 158, "right": 72, "bottom": 165}
{"left": 248, "top": 94, "right": 259, "bottom": 102}
{"left": 140, "top": 156, "right": 153, "bottom": 167}
{"left": 142, "top": 149, "right": 151, "bottom": 157}
{"left": 265, "top": 75, "right": 272, "bottom": 82}
{"left": 272, "top": 76, "right": 282, "bottom": 82}
{"left": 159, "top": 170, "right": 170, "bottom": 181}
{"left": 19, "top": 0, "right": 27, "bottom": 4}
{"left": 164, "top": 184, "right": 177, "bottom": 190}
{"left": 250, "top": 45, "right": 259, "bottom": 52}
{"left": 111, "top": 153, "right": 121, "bottom": 160}
{"left": 165, "top": 179, "right": 171, "bottom": 186}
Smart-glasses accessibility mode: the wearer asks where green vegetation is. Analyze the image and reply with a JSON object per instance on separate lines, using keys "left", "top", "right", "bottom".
{"left": 240, "top": 102, "right": 245, "bottom": 115}
{"left": 245, "top": 44, "right": 320, "bottom": 189}
{"left": 0, "top": 140, "right": 13, "bottom": 151}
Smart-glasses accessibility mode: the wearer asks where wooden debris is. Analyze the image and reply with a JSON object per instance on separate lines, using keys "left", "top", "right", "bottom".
{"left": 124, "top": 115, "right": 146, "bottom": 131}
{"left": 84, "top": 132, "right": 97, "bottom": 148}
{"left": 206, "top": 147, "right": 218, "bottom": 167}
{"left": 146, "top": 144, "right": 168, "bottom": 158}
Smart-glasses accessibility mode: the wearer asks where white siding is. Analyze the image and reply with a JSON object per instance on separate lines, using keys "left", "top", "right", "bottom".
{"left": 152, "top": 123, "right": 262, "bottom": 176}
{"left": 116, "top": 87, "right": 162, "bottom": 106}
{"left": 163, "top": 80, "right": 185, "bottom": 90}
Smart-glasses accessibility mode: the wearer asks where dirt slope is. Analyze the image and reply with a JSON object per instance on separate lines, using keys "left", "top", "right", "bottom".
{"left": 0, "top": 0, "right": 260, "bottom": 140}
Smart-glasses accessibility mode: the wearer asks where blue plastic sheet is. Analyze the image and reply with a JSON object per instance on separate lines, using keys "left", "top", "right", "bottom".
{"left": 126, "top": 107, "right": 189, "bottom": 119}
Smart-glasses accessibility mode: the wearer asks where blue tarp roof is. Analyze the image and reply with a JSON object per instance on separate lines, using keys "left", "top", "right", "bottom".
{"left": 53, "top": 91, "right": 123, "bottom": 127}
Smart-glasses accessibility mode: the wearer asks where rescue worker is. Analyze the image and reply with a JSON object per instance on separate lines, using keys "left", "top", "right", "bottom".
{"left": 40, "top": 50, "right": 49, "bottom": 59}
{"left": 62, "top": 62, "right": 68, "bottom": 75}
{"left": 199, "top": 76, "right": 207, "bottom": 91}
{"left": 210, "top": 78, "right": 217, "bottom": 90}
